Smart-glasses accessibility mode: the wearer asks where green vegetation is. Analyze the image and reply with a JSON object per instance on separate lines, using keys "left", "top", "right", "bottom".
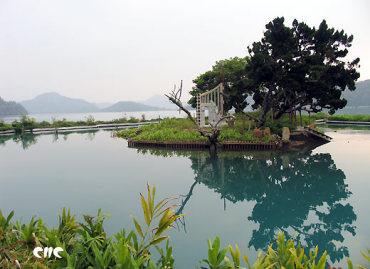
{"left": 0, "top": 120, "right": 12, "bottom": 132}
{"left": 185, "top": 17, "right": 361, "bottom": 128}
{"left": 0, "top": 185, "right": 179, "bottom": 269}
{"left": 325, "top": 114, "right": 370, "bottom": 122}
{"left": 0, "top": 115, "right": 152, "bottom": 133}
{"left": 117, "top": 118, "right": 206, "bottom": 142}
{"left": 246, "top": 17, "right": 360, "bottom": 127}
{"left": 117, "top": 117, "right": 276, "bottom": 143}
{"left": 116, "top": 113, "right": 370, "bottom": 144}
{"left": 0, "top": 185, "right": 369, "bottom": 268}
{"left": 189, "top": 57, "right": 250, "bottom": 113}
{"left": 202, "top": 233, "right": 369, "bottom": 269}
{"left": 163, "top": 17, "right": 364, "bottom": 145}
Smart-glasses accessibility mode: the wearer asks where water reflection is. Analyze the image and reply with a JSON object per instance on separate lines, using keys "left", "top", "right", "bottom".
{"left": 0, "top": 133, "right": 358, "bottom": 263}
{"left": 0, "top": 133, "right": 39, "bottom": 150}
{"left": 0, "top": 130, "right": 99, "bottom": 150}
{"left": 136, "top": 148, "right": 356, "bottom": 263}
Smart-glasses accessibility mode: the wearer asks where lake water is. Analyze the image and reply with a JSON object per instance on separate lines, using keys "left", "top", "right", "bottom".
{"left": 0, "top": 110, "right": 190, "bottom": 123}
{"left": 0, "top": 128, "right": 369, "bottom": 267}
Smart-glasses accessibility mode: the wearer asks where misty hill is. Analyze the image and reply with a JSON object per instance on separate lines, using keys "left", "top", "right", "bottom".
{"left": 20, "top": 92, "right": 168, "bottom": 114}
{"left": 93, "top": 102, "right": 114, "bottom": 109}
{"left": 0, "top": 97, "right": 28, "bottom": 116}
{"left": 21, "top": 92, "right": 99, "bottom": 114}
{"left": 142, "top": 95, "right": 177, "bottom": 110}
{"left": 102, "top": 101, "right": 163, "bottom": 112}
{"left": 343, "top": 79, "right": 370, "bottom": 107}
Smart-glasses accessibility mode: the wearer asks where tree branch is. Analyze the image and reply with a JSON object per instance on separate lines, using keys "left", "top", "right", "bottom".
{"left": 165, "top": 80, "right": 230, "bottom": 148}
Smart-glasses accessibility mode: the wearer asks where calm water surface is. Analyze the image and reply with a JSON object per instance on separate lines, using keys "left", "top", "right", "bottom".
{"left": 0, "top": 129, "right": 369, "bottom": 267}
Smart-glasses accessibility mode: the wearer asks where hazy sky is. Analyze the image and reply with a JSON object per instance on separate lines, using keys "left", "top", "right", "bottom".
{"left": 0, "top": 0, "right": 369, "bottom": 103}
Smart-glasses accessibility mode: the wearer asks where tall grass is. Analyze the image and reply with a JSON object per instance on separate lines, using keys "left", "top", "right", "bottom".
{"left": 0, "top": 185, "right": 179, "bottom": 269}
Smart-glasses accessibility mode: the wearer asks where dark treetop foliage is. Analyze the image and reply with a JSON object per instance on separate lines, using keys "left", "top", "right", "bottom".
{"left": 188, "top": 57, "right": 250, "bottom": 113}
{"left": 246, "top": 17, "right": 360, "bottom": 127}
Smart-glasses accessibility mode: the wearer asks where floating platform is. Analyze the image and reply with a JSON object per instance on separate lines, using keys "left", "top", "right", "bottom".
{"left": 127, "top": 139, "right": 282, "bottom": 151}
{"left": 304, "top": 127, "right": 332, "bottom": 143}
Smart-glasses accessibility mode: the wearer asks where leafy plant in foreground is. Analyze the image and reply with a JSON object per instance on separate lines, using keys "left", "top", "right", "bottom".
{"left": 0, "top": 185, "right": 179, "bottom": 268}
{"left": 0, "top": 186, "right": 368, "bottom": 268}
{"left": 201, "top": 233, "right": 369, "bottom": 269}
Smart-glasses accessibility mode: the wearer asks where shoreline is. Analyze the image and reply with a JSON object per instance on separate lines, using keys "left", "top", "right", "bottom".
{"left": 0, "top": 121, "right": 157, "bottom": 136}
{"left": 322, "top": 120, "right": 370, "bottom": 126}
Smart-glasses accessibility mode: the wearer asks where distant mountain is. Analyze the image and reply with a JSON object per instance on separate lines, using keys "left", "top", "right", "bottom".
{"left": 142, "top": 95, "right": 177, "bottom": 110}
{"left": 0, "top": 97, "right": 28, "bottom": 116}
{"left": 93, "top": 102, "right": 114, "bottom": 109}
{"left": 102, "top": 101, "right": 163, "bottom": 112}
{"left": 337, "top": 79, "right": 370, "bottom": 114}
{"left": 20, "top": 92, "right": 170, "bottom": 114}
{"left": 21, "top": 92, "right": 99, "bottom": 114}
{"left": 343, "top": 79, "right": 370, "bottom": 107}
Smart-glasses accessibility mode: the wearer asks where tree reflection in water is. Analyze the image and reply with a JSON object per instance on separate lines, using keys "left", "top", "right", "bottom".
{"left": 0, "top": 134, "right": 357, "bottom": 263}
{"left": 136, "top": 148, "right": 356, "bottom": 263}
{"left": 0, "top": 130, "right": 99, "bottom": 150}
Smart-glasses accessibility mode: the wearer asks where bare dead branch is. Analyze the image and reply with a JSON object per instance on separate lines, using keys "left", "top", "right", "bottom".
{"left": 165, "top": 80, "right": 196, "bottom": 124}
{"left": 164, "top": 94, "right": 195, "bottom": 124}
{"left": 165, "top": 80, "right": 228, "bottom": 149}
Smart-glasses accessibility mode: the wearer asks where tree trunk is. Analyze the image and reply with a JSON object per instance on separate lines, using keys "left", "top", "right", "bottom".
{"left": 257, "top": 91, "right": 271, "bottom": 128}
{"left": 273, "top": 109, "right": 288, "bottom": 121}
{"left": 207, "top": 129, "right": 220, "bottom": 153}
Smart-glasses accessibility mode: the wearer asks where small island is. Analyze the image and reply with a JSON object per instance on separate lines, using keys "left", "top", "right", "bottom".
{"left": 117, "top": 116, "right": 280, "bottom": 151}
{"left": 117, "top": 17, "right": 363, "bottom": 152}
{"left": 117, "top": 112, "right": 334, "bottom": 152}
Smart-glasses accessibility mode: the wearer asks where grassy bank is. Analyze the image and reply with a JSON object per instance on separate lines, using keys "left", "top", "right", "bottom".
{"left": 0, "top": 115, "right": 155, "bottom": 133}
{"left": 325, "top": 114, "right": 370, "bottom": 122}
{"left": 253, "top": 112, "right": 370, "bottom": 134}
{"left": 0, "top": 185, "right": 368, "bottom": 268}
{"left": 117, "top": 117, "right": 276, "bottom": 143}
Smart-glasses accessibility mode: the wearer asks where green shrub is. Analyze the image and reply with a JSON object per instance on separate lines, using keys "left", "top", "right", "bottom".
{"left": 328, "top": 114, "right": 370, "bottom": 122}
{"left": 0, "top": 116, "right": 150, "bottom": 133}
{"left": 128, "top": 117, "right": 140, "bottom": 123}
{"left": 0, "top": 120, "right": 12, "bottom": 131}
{"left": 201, "top": 233, "right": 369, "bottom": 269}
{"left": 0, "top": 186, "right": 368, "bottom": 268}
{"left": 38, "top": 120, "right": 52, "bottom": 128}
{"left": 0, "top": 185, "right": 179, "bottom": 269}
{"left": 85, "top": 115, "right": 96, "bottom": 125}
{"left": 111, "top": 117, "right": 128, "bottom": 124}
{"left": 10, "top": 116, "right": 37, "bottom": 133}
{"left": 117, "top": 118, "right": 207, "bottom": 142}
{"left": 117, "top": 118, "right": 275, "bottom": 143}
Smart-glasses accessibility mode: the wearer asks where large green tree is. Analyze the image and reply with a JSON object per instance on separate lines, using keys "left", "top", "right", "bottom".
{"left": 246, "top": 17, "right": 360, "bottom": 127}
{"left": 188, "top": 57, "right": 250, "bottom": 113}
